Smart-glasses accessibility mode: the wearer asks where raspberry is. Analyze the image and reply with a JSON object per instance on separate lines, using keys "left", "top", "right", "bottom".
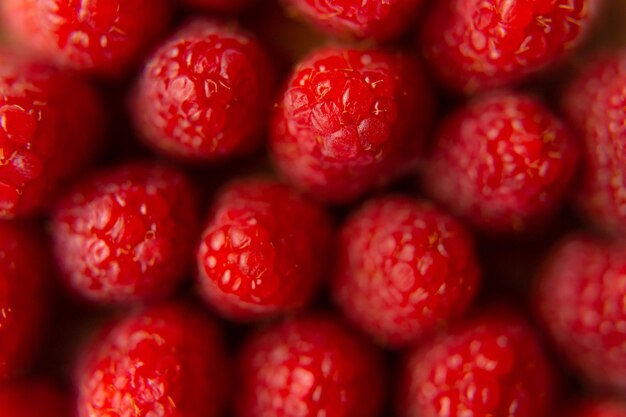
{"left": 236, "top": 315, "right": 385, "bottom": 417}
{"left": 182, "top": 0, "right": 256, "bottom": 13}
{"left": 333, "top": 196, "right": 481, "bottom": 347}
{"left": 0, "top": 380, "right": 70, "bottom": 417}
{"left": 133, "top": 19, "right": 275, "bottom": 162}
{"left": 400, "top": 307, "right": 557, "bottom": 417}
{"left": 565, "top": 400, "right": 626, "bottom": 417}
{"left": 0, "top": 0, "right": 171, "bottom": 76}
{"left": 51, "top": 163, "right": 199, "bottom": 304}
{"left": 420, "top": 0, "right": 598, "bottom": 93}
{"left": 534, "top": 235, "right": 626, "bottom": 392}
{"left": 196, "top": 179, "right": 333, "bottom": 320}
{"left": 0, "top": 51, "right": 103, "bottom": 219}
{"left": 284, "top": 0, "right": 425, "bottom": 42}
{"left": 75, "top": 303, "right": 229, "bottom": 417}
{"left": 423, "top": 92, "right": 579, "bottom": 233}
{"left": 270, "top": 46, "right": 433, "bottom": 203}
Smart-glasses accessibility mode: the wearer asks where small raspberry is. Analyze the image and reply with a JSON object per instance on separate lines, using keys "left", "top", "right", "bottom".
{"left": 133, "top": 19, "right": 275, "bottom": 162}
{"left": 75, "top": 303, "right": 230, "bottom": 417}
{"left": 333, "top": 196, "right": 481, "bottom": 347}
{"left": 400, "top": 307, "right": 557, "bottom": 417}
{"left": 270, "top": 46, "right": 433, "bottom": 203}
{"left": 423, "top": 92, "right": 579, "bottom": 233}
{"left": 236, "top": 315, "right": 385, "bottom": 417}
{"left": 0, "top": 51, "right": 103, "bottom": 219}
{"left": 182, "top": 0, "right": 256, "bottom": 13}
{"left": 565, "top": 399, "right": 626, "bottom": 417}
{"left": 0, "top": 380, "right": 70, "bottom": 417}
{"left": 196, "top": 179, "right": 333, "bottom": 320}
{"left": 51, "top": 163, "right": 199, "bottom": 304}
{"left": 420, "top": 0, "right": 598, "bottom": 92}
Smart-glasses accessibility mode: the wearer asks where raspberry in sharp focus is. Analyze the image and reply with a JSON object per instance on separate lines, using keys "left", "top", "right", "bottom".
{"left": 565, "top": 399, "right": 626, "bottom": 417}
{"left": 400, "top": 307, "right": 558, "bottom": 417}
{"left": 133, "top": 19, "right": 275, "bottom": 162}
{"left": 50, "top": 162, "right": 199, "bottom": 305}
{"left": 75, "top": 303, "right": 230, "bottom": 417}
{"left": 0, "top": 380, "right": 70, "bottom": 417}
{"left": 270, "top": 46, "right": 433, "bottom": 204}
{"left": 236, "top": 314, "right": 385, "bottom": 417}
{"left": 423, "top": 92, "right": 579, "bottom": 233}
{"left": 196, "top": 178, "right": 333, "bottom": 321}
{"left": 419, "top": 0, "right": 599, "bottom": 93}
{"left": 333, "top": 195, "right": 481, "bottom": 348}
{"left": 182, "top": 0, "right": 256, "bottom": 13}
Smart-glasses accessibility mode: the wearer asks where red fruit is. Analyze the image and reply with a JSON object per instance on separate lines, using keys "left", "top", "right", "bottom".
{"left": 236, "top": 315, "right": 385, "bottom": 417}
{"left": 197, "top": 179, "right": 333, "bottom": 320}
{"left": 333, "top": 196, "right": 481, "bottom": 347}
{"left": 400, "top": 308, "right": 557, "bottom": 417}
{"left": 182, "top": 0, "right": 256, "bottom": 13}
{"left": 75, "top": 303, "right": 230, "bottom": 417}
{"left": 0, "top": 0, "right": 171, "bottom": 76}
{"left": 565, "top": 399, "right": 626, "bottom": 417}
{"left": 420, "top": 0, "right": 598, "bottom": 93}
{"left": 534, "top": 235, "right": 626, "bottom": 392}
{"left": 0, "top": 51, "right": 103, "bottom": 219}
{"left": 0, "top": 380, "right": 70, "bottom": 417}
{"left": 270, "top": 46, "right": 433, "bottom": 203}
{"left": 423, "top": 93, "right": 579, "bottom": 233}
{"left": 133, "top": 19, "right": 275, "bottom": 162}
{"left": 51, "top": 163, "right": 199, "bottom": 304}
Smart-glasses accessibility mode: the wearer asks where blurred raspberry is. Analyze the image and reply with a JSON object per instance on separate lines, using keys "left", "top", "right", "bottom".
{"left": 182, "top": 0, "right": 256, "bottom": 13}
{"left": 0, "top": 380, "right": 70, "bottom": 417}
{"left": 564, "top": 399, "right": 626, "bottom": 417}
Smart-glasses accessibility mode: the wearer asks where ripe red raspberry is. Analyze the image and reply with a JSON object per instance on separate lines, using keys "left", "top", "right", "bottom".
{"left": 565, "top": 399, "right": 626, "bottom": 417}
{"left": 0, "top": 0, "right": 171, "bottom": 76}
{"left": 133, "top": 20, "right": 275, "bottom": 162}
{"left": 0, "top": 51, "right": 103, "bottom": 219}
{"left": 197, "top": 179, "right": 333, "bottom": 321}
{"left": 534, "top": 235, "right": 626, "bottom": 392}
{"left": 51, "top": 163, "right": 199, "bottom": 305}
{"left": 75, "top": 303, "right": 230, "bottom": 417}
{"left": 423, "top": 93, "right": 579, "bottom": 233}
{"left": 0, "top": 380, "right": 70, "bottom": 417}
{"left": 182, "top": 0, "right": 255, "bottom": 13}
{"left": 284, "top": 0, "right": 425, "bottom": 41}
{"left": 420, "top": 0, "right": 598, "bottom": 93}
{"left": 270, "top": 46, "right": 433, "bottom": 203}
{"left": 236, "top": 315, "right": 385, "bottom": 417}
{"left": 400, "top": 307, "right": 557, "bottom": 417}
{"left": 333, "top": 196, "right": 481, "bottom": 347}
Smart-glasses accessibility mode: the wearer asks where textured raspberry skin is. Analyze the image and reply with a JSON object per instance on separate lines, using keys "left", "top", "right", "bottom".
{"left": 420, "top": 0, "right": 597, "bottom": 93}
{"left": 270, "top": 46, "right": 433, "bottom": 203}
{"left": 400, "top": 308, "right": 557, "bottom": 417}
{"left": 565, "top": 400, "right": 626, "bottom": 417}
{"left": 0, "top": 380, "right": 70, "bottom": 417}
{"left": 0, "top": 51, "right": 103, "bottom": 219}
{"left": 182, "top": 0, "right": 255, "bottom": 13}
{"left": 333, "top": 196, "right": 481, "bottom": 347}
{"left": 423, "top": 93, "right": 579, "bottom": 233}
{"left": 51, "top": 163, "right": 199, "bottom": 304}
{"left": 284, "top": 0, "right": 425, "bottom": 41}
{"left": 0, "top": 0, "right": 171, "bottom": 76}
{"left": 197, "top": 179, "right": 333, "bottom": 320}
{"left": 75, "top": 303, "right": 230, "bottom": 417}
{"left": 236, "top": 315, "right": 385, "bottom": 417}
{"left": 133, "top": 20, "right": 275, "bottom": 162}
{"left": 535, "top": 236, "right": 626, "bottom": 392}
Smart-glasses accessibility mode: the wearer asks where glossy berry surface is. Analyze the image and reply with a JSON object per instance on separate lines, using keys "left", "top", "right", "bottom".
{"left": 423, "top": 93, "right": 579, "bottom": 233}
{"left": 133, "top": 19, "right": 274, "bottom": 162}
{"left": 566, "top": 400, "right": 626, "bottom": 417}
{"left": 420, "top": 0, "right": 597, "bottom": 92}
{"left": 197, "top": 179, "right": 333, "bottom": 320}
{"left": 0, "top": 380, "right": 70, "bottom": 417}
{"left": 182, "top": 0, "right": 255, "bottom": 13}
{"left": 333, "top": 196, "right": 481, "bottom": 347}
{"left": 51, "top": 163, "right": 199, "bottom": 304}
{"left": 400, "top": 308, "right": 556, "bottom": 417}
{"left": 0, "top": 51, "right": 103, "bottom": 219}
{"left": 0, "top": 0, "right": 171, "bottom": 76}
{"left": 75, "top": 303, "right": 229, "bottom": 417}
{"left": 236, "top": 315, "right": 385, "bottom": 417}
{"left": 270, "top": 46, "right": 432, "bottom": 203}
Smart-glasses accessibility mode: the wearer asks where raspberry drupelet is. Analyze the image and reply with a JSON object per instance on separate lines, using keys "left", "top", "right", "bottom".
{"left": 182, "top": 0, "right": 256, "bottom": 13}
{"left": 0, "top": 380, "right": 70, "bottom": 417}
{"left": 50, "top": 163, "right": 199, "bottom": 305}
{"left": 236, "top": 315, "right": 385, "bottom": 417}
{"left": 400, "top": 307, "right": 557, "bottom": 417}
{"left": 420, "top": 0, "right": 599, "bottom": 93}
{"left": 423, "top": 92, "right": 579, "bottom": 233}
{"left": 270, "top": 46, "right": 433, "bottom": 204}
{"left": 196, "top": 179, "right": 333, "bottom": 321}
{"left": 0, "top": 51, "right": 103, "bottom": 219}
{"left": 564, "top": 400, "right": 626, "bottom": 417}
{"left": 333, "top": 196, "right": 481, "bottom": 348}
{"left": 133, "top": 19, "right": 275, "bottom": 162}
{"left": 0, "top": 0, "right": 171, "bottom": 76}
{"left": 75, "top": 303, "right": 230, "bottom": 417}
